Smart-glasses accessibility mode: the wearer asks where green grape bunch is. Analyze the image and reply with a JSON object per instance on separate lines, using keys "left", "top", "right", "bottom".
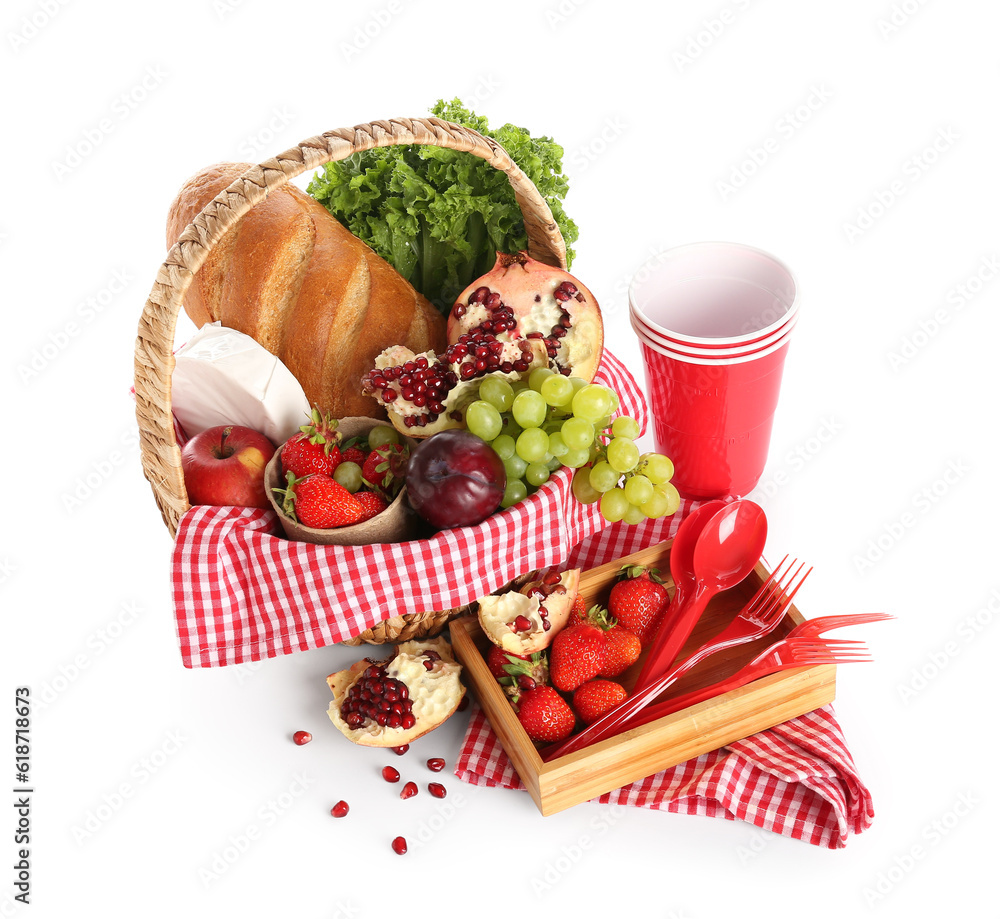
{"left": 463, "top": 368, "right": 680, "bottom": 524}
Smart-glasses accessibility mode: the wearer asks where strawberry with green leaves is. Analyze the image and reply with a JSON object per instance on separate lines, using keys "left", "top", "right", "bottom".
{"left": 608, "top": 565, "right": 670, "bottom": 646}
{"left": 362, "top": 442, "right": 409, "bottom": 499}
{"left": 281, "top": 409, "right": 342, "bottom": 478}
{"left": 572, "top": 679, "right": 628, "bottom": 725}
{"left": 275, "top": 472, "right": 365, "bottom": 529}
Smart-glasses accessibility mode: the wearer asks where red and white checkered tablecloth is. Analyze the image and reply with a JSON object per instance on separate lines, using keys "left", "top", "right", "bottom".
{"left": 170, "top": 350, "right": 695, "bottom": 668}
{"left": 456, "top": 701, "right": 874, "bottom": 849}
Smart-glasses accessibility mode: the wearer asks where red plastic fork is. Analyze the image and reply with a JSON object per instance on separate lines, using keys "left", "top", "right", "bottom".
{"left": 541, "top": 558, "right": 811, "bottom": 762}
{"left": 784, "top": 611, "right": 895, "bottom": 640}
{"left": 621, "top": 636, "right": 872, "bottom": 734}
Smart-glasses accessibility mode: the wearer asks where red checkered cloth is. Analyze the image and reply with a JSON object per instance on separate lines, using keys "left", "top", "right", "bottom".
{"left": 171, "top": 350, "right": 676, "bottom": 668}
{"left": 456, "top": 701, "right": 873, "bottom": 848}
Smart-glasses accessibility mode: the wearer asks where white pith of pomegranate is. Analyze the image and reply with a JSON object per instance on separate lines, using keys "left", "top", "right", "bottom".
{"left": 326, "top": 637, "right": 465, "bottom": 747}
{"left": 447, "top": 252, "right": 604, "bottom": 383}
{"left": 360, "top": 339, "right": 546, "bottom": 438}
{"left": 477, "top": 568, "right": 581, "bottom": 655}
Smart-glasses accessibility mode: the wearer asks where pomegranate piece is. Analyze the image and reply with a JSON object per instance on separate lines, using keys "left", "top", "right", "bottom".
{"left": 426, "top": 757, "right": 446, "bottom": 772}
{"left": 428, "top": 782, "right": 447, "bottom": 799}
{"left": 331, "top": 800, "right": 349, "bottom": 818}
{"left": 292, "top": 731, "right": 312, "bottom": 745}
{"left": 326, "top": 637, "right": 466, "bottom": 748}
{"left": 391, "top": 836, "right": 408, "bottom": 855}
{"left": 392, "top": 744, "right": 410, "bottom": 756}
{"left": 447, "top": 252, "right": 604, "bottom": 383}
{"left": 400, "top": 781, "right": 418, "bottom": 800}
{"left": 381, "top": 765, "right": 401, "bottom": 783}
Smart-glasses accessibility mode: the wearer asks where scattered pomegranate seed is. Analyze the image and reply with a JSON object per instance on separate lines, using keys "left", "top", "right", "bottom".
{"left": 392, "top": 744, "right": 409, "bottom": 756}
{"left": 400, "top": 781, "right": 418, "bottom": 800}
{"left": 331, "top": 800, "right": 349, "bottom": 818}
{"left": 426, "top": 757, "right": 446, "bottom": 772}
{"left": 428, "top": 782, "right": 447, "bottom": 799}
{"left": 292, "top": 731, "right": 312, "bottom": 745}
{"left": 391, "top": 836, "right": 408, "bottom": 855}
{"left": 381, "top": 765, "right": 400, "bottom": 783}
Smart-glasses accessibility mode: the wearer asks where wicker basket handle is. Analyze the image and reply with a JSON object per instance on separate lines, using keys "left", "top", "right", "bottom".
{"left": 134, "top": 116, "right": 568, "bottom": 537}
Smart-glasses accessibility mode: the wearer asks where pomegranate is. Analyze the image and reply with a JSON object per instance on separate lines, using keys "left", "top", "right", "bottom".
{"left": 477, "top": 568, "right": 582, "bottom": 656}
{"left": 448, "top": 252, "right": 604, "bottom": 382}
{"left": 326, "top": 637, "right": 465, "bottom": 748}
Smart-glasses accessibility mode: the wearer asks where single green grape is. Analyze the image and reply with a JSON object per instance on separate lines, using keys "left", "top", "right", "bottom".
{"left": 490, "top": 434, "right": 516, "bottom": 460}
{"left": 515, "top": 428, "right": 549, "bottom": 463}
{"left": 503, "top": 453, "right": 528, "bottom": 481}
{"left": 466, "top": 400, "right": 503, "bottom": 442}
{"left": 588, "top": 461, "right": 620, "bottom": 493}
{"left": 623, "top": 473, "right": 654, "bottom": 506}
{"left": 655, "top": 482, "right": 681, "bottom": 516}
{"left": 367, "top": 425, "right": 400, "bottom": 450}
{"left": 572, "top": 467, "right": 602, "bottom": 504}
{"left": 525, "top": 462, "right": 550, "bottom": 487}
{"left": 511, "top": 389, "right": 547, "bottom": 429}
{"left": 638, "top": 452, "right": 675, "bottom": 485}
{"left": 539, "top": 374, "right": 574, "bottom": 408}
{"left": 528, "top": 367, "right": 555, "bottom": 392}
{"left": 561, "top": 447, "right": 591, "bottom": 468}
{"left": 599, "top": 488, "right": 629, "bottom": 523}
{"left": 611, "top": 416, "right": 641, "bottom": 440}
{"left": 623, "top": 503, "right": 645, "bottom": 525}
{"left": 547, "top": 432, "right": 569, "bottom": 458}
{"left": 479, "top": 377, "right": 515, "bottom": 412}
{"left": 607, "top": 437, "right": 640, "bottom": 474}
{"left": 333, "top": 461, "right": 363, "bottom": 493}
{"left": 640, "top": 488, "right": 669, "bottom": 519}
{"left": 501, "top": 478, "right": 528, "bottom": 509}
{"left": 568, "top": 376, "right": 588, "bottom": 396}
{"left": 572, "top": 384, "right": 613, "bottom": 423}
{"left": 561, "top": 417, "right": 596, "bottom": 451}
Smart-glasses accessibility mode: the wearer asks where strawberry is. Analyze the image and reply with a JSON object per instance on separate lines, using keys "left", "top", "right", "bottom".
{"left": 282, "top": 409, "right": 342, "bottom": 478}
{"left": 572, "top": 679, "right": 628, "bottom": 725}
{"left": 549, "top": 616, "right": 606, "bottom": 693}
{"left": 600, "top": 622, "right": 642, "bottom": 678}
{"left": 607, "top": 565, "right": 670, "bottom": 646}
{"left": 354, "top": 491, "right": 389, "bottom": 522}
{"left": 569, "top": 595, "right": 587, "bottom": 620}
{"left": 276, "top": 473, "right": 365, "bottom": 529}
{"left": 361, "top": 442, "right": 409, "bottom": 499}
{"left": 514, "top": 685, "right": 575, "bottom": 744}
{"left": 486, "top": 645, "right": 528, "bottom": 679}
{"left": 340, "top": 440, "right": 368, "bottom": 467}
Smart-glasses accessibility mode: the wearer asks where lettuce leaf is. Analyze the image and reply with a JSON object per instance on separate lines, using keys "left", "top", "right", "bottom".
{"left": 306, "top": 98, "right": 579, "bottom": 315}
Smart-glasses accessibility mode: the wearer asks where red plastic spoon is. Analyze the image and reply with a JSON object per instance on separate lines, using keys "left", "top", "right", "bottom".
{"left": 633, "top": 500, "right": 727, "bottom": 690}
{"left": 635, "top": 499, "right": 767, "bottom": 691}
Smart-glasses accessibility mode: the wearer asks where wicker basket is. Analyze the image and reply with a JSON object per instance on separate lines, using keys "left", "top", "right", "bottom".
{"left": 134, "top": 116, "right": 568, "bottom": 645}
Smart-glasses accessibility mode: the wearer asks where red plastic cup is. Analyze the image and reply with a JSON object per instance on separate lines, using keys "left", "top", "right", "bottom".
{"left": 629, "top": 243, "right": 798, "bottom": 500}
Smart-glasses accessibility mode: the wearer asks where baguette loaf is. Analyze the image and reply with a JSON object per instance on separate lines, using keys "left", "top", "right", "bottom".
{"left": 166, "top": 162, "right": 446, "bottom": 421}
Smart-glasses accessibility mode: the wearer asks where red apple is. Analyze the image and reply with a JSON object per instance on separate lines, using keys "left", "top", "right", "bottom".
{"left": 181, "top": 425, "right": 276, "bottom": 509}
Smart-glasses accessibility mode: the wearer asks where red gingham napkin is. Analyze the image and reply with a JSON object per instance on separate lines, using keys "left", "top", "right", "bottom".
{"left": 171, "top": 350, "right": 673, "bottom": 668}
{"left": 455, "top": 702, "right": 873, "bottom": 848}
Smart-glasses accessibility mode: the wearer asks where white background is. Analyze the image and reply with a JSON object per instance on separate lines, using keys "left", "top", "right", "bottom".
{"left": 2, "top": 0, "right": 997, "bottom": 916}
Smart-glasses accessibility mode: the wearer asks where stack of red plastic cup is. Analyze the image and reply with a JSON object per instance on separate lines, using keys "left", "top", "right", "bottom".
{"left": 629, "top": 242, "right": 798, "bottom": 500}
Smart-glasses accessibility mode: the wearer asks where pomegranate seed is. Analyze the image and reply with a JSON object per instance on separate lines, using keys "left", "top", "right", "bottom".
{"left": 513, "top": 615, "right": 532, "bottom": 632}
{"left": 391, "top": 836, "right": 408, "bottom": 855}
{"left": 562, "top": 282, "right": 578, "bottom": 295}
{"left": 331, "top": 800, "right": 349, "bottom": 818}
{"left": 526, "top": 331, "right": 544, "bottom": 339}
{"left": 486, "top": 292, "right": 501, "bottom": 309}
{"left": 392, "top": 744, "right": 409, "bottom": 756}
{"left": 402, "top": 713, "right": 417, "bottom": 729}
{"left": 426, "top": 757, "right": 446, "bottom": 772}
{"left": 554, "top": 287, "right": 571, "bottom": 301}
{"left": 292, "top": 731, "right": 312, "bottom": 745}
{"left": 453, "top": 304, "right": 466, "bottom": 318}
{"left": 428, "top": 782, "right": 447, "bottom": 799}
{"left": 516, "top": 675, "right": 537, "bottom": 691}
{"left": 542, "top": 619, "right": 552, "bottom": 631}
{"left": 382, "top": 765, "right": 400, "bottom": 783}
{"left": 400, "top": 781, "right": 418, "bottom": 800}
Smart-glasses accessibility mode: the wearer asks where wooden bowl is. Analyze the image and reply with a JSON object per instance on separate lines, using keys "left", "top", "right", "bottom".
{"left": 265, "top": 417, "right": 419, "bottom": 546}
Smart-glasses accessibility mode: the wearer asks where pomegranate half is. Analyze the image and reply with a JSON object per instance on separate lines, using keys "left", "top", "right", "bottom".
{"left": 326, "top": 637, "right": 465, "bottom": 747}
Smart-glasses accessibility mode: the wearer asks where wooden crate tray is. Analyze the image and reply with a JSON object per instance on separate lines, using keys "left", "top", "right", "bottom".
{"left": 449, "top": 538, "right": 836, "bottom": 816}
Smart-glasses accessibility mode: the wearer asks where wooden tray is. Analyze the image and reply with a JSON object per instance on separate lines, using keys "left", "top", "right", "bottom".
{"left": 449, "top": 538, "right": 836, "bottom": 816}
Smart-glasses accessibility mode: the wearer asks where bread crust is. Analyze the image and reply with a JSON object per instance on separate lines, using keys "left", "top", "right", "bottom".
{"left": 165, "top": 162, "right": 446, "bottom": 421}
